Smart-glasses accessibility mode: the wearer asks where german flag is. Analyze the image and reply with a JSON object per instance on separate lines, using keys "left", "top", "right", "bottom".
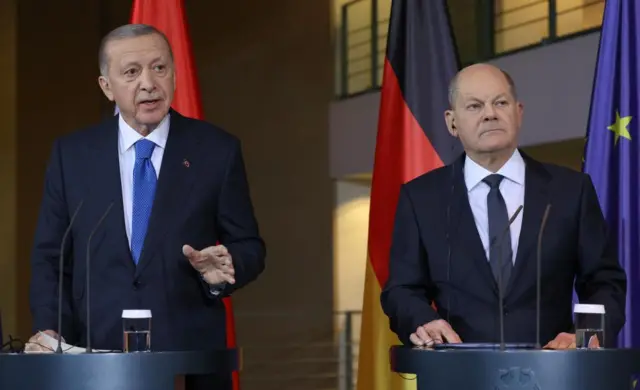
{"left": 356, "top": 1, "right": 461, "bottom": 389}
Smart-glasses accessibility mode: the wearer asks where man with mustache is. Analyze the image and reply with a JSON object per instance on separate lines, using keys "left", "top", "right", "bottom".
{"left": 381, "top": 63, "right": 626, "bottom": 350}
{"left": 27, "top": 24, "right": 265, "bottom": 389}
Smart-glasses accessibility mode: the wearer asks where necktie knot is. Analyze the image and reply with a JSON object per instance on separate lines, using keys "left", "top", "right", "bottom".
{"left": 135, "top": 139, "right": 156, "bottom": 160}
{"left": 483, "top": 174, "right": 504, "bottom": 189}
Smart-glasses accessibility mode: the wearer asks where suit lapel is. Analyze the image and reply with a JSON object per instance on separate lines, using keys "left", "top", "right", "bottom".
{"left": 449, "top": 155, "right": 499, "bottom": 294}
{"left": 89, "top": 115, "right": 135, "bottom": 272}
{"left": 135, "top": 112, "right": 198, "bottom": 277}
{"left": 505, "top": 152, "right": 551, "bottom": 297}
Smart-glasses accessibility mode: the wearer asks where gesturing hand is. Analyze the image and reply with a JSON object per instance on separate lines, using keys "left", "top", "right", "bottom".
{"left": 409, "top": 319, "right": 462, "bottom": 347}
{"left": 182, "top": 244, "right": 236, "bottom": 285}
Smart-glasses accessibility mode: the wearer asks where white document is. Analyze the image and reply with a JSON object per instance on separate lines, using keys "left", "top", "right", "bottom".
{"left": 25, "top": 332, "right": 114, "bottom": 354}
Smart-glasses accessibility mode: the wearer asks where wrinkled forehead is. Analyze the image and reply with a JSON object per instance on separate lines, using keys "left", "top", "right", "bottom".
{"left": 106, "top": 34, "right": 172, "bottom": 69}
{"left": 457, "top": 69, "right": 512, "bottom": 102}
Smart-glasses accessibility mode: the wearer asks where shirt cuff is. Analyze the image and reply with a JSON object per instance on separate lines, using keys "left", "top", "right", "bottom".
{"left": 209, "top": 283, "right": 226, "bottom": 296}
{"left": 200, "top": 274, "right": 226, "bottom": 296}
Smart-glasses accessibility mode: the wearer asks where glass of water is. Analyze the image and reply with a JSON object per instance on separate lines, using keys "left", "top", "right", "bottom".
{"left": 122, "top": 309, "right": 152, "bottom": 352}
{"left": 574, "top": 303, "right": 605, "bottom": 349}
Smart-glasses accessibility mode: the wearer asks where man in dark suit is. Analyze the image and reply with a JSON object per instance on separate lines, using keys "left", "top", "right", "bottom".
{"left": 27, "top": 24, "right": 265, "bottom": 389}
{"left": 381, "top": 63, "right": 626, "bottom": 349}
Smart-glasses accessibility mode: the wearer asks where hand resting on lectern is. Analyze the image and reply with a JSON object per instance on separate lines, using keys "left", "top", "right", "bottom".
{"left": 409, "top": 319, "right": 462, "bottom": 347}
{"left": 24, "top": 330, "right": 64, "bottom": 353}
{"left": 543, "top": 332, "right": 601, "bottom": 349}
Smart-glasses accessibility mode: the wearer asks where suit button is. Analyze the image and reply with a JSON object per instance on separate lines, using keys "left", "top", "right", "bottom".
{"left": 133, "top": 280, "right": 141, "bottom": 290}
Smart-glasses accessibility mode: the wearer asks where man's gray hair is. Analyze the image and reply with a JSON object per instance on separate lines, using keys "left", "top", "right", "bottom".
{"left": 447, "top": 67, "right": 518, "bottom": 107}
{"left": 98, "top": 24, "right": 174, "bottom": 76}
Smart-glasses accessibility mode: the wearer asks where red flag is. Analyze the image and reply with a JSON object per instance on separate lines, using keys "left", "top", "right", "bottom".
{"left": 129, "top": 1, "right": 240, "bottom": 389}
{"left": 356, "top": 1, "right": 461, "bottom": 389}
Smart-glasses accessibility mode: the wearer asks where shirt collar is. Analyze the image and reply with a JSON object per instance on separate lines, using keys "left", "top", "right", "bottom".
{"left": 464, "top": 148, "right": 526, "bottom": 191}
{"left": 118, "top": 113, "right": 170, "bottom": 155}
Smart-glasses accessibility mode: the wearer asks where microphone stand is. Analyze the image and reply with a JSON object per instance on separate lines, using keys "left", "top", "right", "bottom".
{"left": 536, "top": 204, "right": 552, "bottom": 349}
{"left": 56, "top": 200, "right": 84, "bottom": 354}
{"left": 495, "top": 205, "right": 523, "bottom": 351}
{"left": 85, "top": 202, "right": 114, "bottom": 353}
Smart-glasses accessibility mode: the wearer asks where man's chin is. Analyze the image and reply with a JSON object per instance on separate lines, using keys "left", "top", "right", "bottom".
{"left": 135, "top": 111, "right": 168, "bottom": 127}
{"left": 476, "top": 138, "right": 515, "bottom": 153}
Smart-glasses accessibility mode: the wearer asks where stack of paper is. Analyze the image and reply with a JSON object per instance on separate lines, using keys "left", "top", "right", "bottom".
{"left": 25, "top": 332, "right": 114, "bottom": 354}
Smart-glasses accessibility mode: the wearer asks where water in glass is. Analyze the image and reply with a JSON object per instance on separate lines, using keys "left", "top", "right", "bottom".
{"left": 122, "top": 309, "right": 151, "bottom": 352}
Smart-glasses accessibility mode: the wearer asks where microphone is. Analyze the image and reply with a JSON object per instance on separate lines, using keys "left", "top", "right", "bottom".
{"left": 492, "top": 204, "right": 523, "bottom": 352}
{"left": 56, "top": 200, "right": 84, "bottom": 354}
{"left": 445, "top": 161, "right": 456, "bottom": 325}
{"left": 536, "top": 204, "right": 552, "bottom": 349}
{"left": 85, "top": 202, "right": 114, "bottom": 353}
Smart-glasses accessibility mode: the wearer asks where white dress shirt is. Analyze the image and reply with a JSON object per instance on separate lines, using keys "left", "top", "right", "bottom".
{"left": 118, "top": 114, "right": 170, "bottom": 248}
{"left": 464, "top": 149, "right": 526, "bottom": 264}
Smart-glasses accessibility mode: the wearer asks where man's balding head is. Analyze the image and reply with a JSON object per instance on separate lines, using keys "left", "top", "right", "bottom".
{"left": 443, "top": 63, "right": 523, "bottom": 166}
{"left": 448, "top": 64, "right": 518, "bottom": 108}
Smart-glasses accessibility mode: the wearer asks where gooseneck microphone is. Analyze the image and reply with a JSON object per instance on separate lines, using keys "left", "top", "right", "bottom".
{"left": 536, "top": 204, "right": 552, "bottom": 349}
{"left": 56, "top": 200, "right": 84, "bottom": 354}
{"left": 492, "top": 204, "right": 523, "bottom": 352}
{"left": 445, "top": 162, "right": 456, "bottom": 325}
{"left": 85, "top": 202, "right": 114, "bottom": 353}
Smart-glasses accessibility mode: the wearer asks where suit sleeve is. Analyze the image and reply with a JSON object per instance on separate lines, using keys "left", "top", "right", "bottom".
{"left": 29, "top": 139, "right": 75, "bottom": 338}
{"left": 380, "top": 185, "right": 439, "bottom": 345}
{"left": 208, "top": 138, "right": 266, "bottom": 297}
{"left": 575, "top": 174, "right": 627, "bottom": 347}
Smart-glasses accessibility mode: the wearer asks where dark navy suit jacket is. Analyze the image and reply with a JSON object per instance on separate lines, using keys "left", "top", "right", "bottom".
{"left": 29, "top": 110, "right": 265, "bottom": 354}
{"left": 381, "top": 151, "right": 626, "bottom": 348}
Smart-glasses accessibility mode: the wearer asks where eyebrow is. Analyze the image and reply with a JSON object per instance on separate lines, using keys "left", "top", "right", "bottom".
{"left": 462, "top": 93, "right": 509, "bottom": 103}
{"left": 121, "top": 56, "right": 166, "bottom": 69}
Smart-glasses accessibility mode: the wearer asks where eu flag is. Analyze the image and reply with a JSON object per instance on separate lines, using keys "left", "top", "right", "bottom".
{"left": 583, "top": 0, "right": 640, "bottom": 348}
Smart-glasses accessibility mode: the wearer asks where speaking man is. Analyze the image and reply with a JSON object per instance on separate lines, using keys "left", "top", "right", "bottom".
{"left": 27, "top": 24, "right": 265, "bottom": 389}
{"left": 381, "top": 63, "right": 626, "bottom": 349}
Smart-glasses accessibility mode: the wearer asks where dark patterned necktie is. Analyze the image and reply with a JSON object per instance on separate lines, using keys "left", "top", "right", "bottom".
{"left": 483, "top": 174, "right": 513, "bottom": 287}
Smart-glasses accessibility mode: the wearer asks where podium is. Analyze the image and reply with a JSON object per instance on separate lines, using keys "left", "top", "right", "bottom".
{"left": 390, "top": 346, "right": 640, "bottom": 390}
{"left": 0, "top": 349, "right": 239, "bottom": 390}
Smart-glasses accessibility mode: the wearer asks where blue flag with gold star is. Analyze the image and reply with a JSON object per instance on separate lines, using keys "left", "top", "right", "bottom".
{"left": 583, "top": 0, "right": 639, "bottom": 349}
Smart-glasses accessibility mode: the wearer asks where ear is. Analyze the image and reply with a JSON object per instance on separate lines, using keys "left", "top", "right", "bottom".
{"left": 444, "top": 109, "right": 458, "bottom": 137}
{"left": 516, "top": 101, "right": 524, "bottom": 127}
{"left": 98, "top": 76, "right": 114, "bottom": 101}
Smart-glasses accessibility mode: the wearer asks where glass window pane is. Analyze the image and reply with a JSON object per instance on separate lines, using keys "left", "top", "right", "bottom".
{"left": 556, "top": 0, "right": 604, "bottom": 37}
{"left": 494, "top": 0, "right": 549, "bottom": 53}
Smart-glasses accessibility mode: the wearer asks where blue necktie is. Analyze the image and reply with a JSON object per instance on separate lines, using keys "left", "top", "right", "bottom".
{"left": 483, "top": 174, "right": 513, "bottom": 287}
{"left": 131, "top": 139, "right": 157, "bottom": 264}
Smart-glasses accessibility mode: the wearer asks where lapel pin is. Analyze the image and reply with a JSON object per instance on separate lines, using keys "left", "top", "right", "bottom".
{"left": 183, "top": 159, "right": 190, "bottom": 168}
